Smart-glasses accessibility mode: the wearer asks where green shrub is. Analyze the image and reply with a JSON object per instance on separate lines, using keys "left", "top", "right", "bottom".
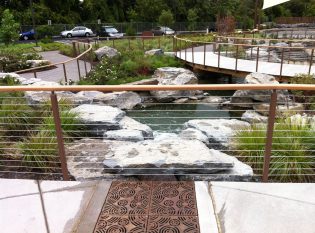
{"left": 291, "top": 74, "right": 315, "bottom": 110}
{"left": 233, "top": 118, "right": 315, "bottom": 182}
{"left": 0, "top": 9, "right": 20, "bottom": 45}
{"left": 125, "top": 25, "right": 136, "bottom": 36}
{"left": 20, "top": 131, "right": 58, "bottom": 169}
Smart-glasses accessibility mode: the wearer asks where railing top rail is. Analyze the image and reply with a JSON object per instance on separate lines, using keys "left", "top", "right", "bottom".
{"left": 216, "top": 35, "right": 315, "bottom": 43}
{"left": 174, "top": 36, "right": 311, "bottom": 49}
{"left": 15, "top": 41, "right": 93, "bottom": 74}
{"left": 0, "top": 84, "right": 314, "bottom": 92}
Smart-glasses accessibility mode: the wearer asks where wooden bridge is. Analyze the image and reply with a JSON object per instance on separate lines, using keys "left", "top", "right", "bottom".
{"left": 174, "top": 35, "right": 315, "bottom": 81}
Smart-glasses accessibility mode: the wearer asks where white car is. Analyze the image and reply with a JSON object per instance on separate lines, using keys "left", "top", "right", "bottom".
{"left": 61, "top": 26, "right": 93, "bottom": 38}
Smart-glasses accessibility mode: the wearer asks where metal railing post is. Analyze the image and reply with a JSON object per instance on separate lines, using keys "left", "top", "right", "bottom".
{"left": 76, "top": 59, "right": 81, "bottom": 81}
{"left": 142, "top": 38, "right": 145, "bottom": 50}
{"left": 83, "top": 44, "right": 88, "bottom": 76}
{"left": 192, "top": 42, "right": 194, "bottom": 63}
{"left": 34, "top": 71, "right": 37, "bottom": 79}
{"left": 268, "top": 40, "right": 271, "bottom": 62}
{"left": 256, "top": 47, "right": 260, "bottom": 72}
{"left": 280, "top": 48, "right": 284, "bottom": 78}
{"left": 112, "top": 39, "right": 115, "bottom": 48}
{"left": 218, "top": 44, "right": 221, "bottom": 69}
{"left": 62, "top": 64, "right": 68, "bottom": 84}
{"left": 185, "top": 41, "right": 187, "bottom": 60}
{"left": 262, "top": 90, "right": 278, "bottom": 182}
{"left": 72, "top": 41, "right": 77, "bottom": 56}
{"left": 129, "top": 38, "right": 131, "bottom": 50}
{"left": 203, "top": 43, "right": 206, "bottom": 66}
{"left": 179, "top": 39, "right": 182, "bottom": 59}
{"left": 309, "top": 49, "right": 314, "bottom": 75}
{"left": 158, "top": 36, "right": 161, "bottom": 49}
{"left": 235, "top": 45, "right": 239, "bottom": 72}
{"left": 50, "top": 92, "right": 70, "bottom": 181}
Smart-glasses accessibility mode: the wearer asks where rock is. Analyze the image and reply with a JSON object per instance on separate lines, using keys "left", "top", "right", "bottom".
{"left": 26, "top": 60, "right": 50, "bottom": 68}
{"left": 246, "top": 47, "right": 269, "bottom": 57}
{"left": 184, "top": 119, "right": 250, "bottom": 147}
{"left": 94, "top": 46, "right": 120, "bottom": 61}
{"left": 173, "top": 98, "right": 189, "bottom": 104}
{"left": 0, "top": 72, "right": 26, "bottom": 83}
{"left": 104, "top": 129, "right": 144, "bottom": 142}
{"left": 119, "top": 116, "right": 153, "bottom": 139}
{"left": 241, "top": 110, "right": 268, "bottom": 124}
{"left": 25, "top": 90, "right": 91, "bottom": 107}
{"left": 126, "top": 78, "right": 158, "bottom": 85}
{"left": 70, "top": 104, "right": 126, "bottom": 136}
{"left": 179, "top": 128, "right": 209, "bottom": 146}
{"left": 231, "top": 73, "right": 288, "bottom": 104}
{"left": 145, "top": 49, "right": 164, "bottom": 56}
{"left": 103, "top": 139, "right": 236, "bottom": 174}
{"left": 230, "top": 95, "right": 255, "bottom": 108}
{"left": 179, "top": 156, "right": 253, "bottom": 182}
{"left": 153, "top": 132, "right": 179, "bottom": 141}
{"left": 150, "top": 67, "right": 200, "bottom": 102}
{"left": 202, "top": 96, "right": 226, "bottom": 104}
{"left": 254, "top": 103, "right": 304, "bottom": 116}
{"left": 66, "top": 138, "right": 254, "bottom": 180}
{"left": 98, "top": 91, "right": 142, "bottom": 110}
{"left": 66, "top": 139, "right": 135, "bottom": 180}
{"left": 75, "top": 91, "right": 107, "bottom": 102}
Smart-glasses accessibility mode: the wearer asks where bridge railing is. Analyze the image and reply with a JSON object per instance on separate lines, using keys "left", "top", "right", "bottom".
{"left": 174, "top": 35, "right": 315, "bottom": 79}
{"left": 14, "top": 40, "right": 94, "bottom": 84}
{"left": 0, "top": 84, "right": 314, "bottom": 183}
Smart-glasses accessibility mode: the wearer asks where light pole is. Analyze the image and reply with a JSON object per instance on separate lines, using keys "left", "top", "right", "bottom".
{"left": 30, "top": 0, "right": 38, "bottom": 46}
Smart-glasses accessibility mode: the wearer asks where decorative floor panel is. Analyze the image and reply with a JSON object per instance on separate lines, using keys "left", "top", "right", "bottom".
{"left": 94, "top": 181, "right": 200, "bottom": 233}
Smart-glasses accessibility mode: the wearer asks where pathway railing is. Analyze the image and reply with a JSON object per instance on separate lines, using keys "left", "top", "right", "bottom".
{"left": 0, "top": 84, "right": 314, "bottom": 183}
{"left": 15, "top": 40, "right": 94, "bottom": 84}
{"left": 174, "top": 35, "right": 315, "bottom": 79}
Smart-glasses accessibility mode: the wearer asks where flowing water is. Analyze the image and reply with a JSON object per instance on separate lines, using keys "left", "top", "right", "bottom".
{"left": 127, "top": 72, "right": 245, "bottom": 133}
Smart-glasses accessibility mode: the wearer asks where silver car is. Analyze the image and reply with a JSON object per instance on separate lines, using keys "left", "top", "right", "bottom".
{"left": 61, "top": 26, "right": 93, "bottom": 38}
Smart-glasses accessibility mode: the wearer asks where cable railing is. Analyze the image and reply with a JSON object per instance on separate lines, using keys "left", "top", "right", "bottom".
{"left": 174, "top": 35, "right": 315, "bottom": 79}
{"left": 0, "top": 84, "right": 314, "bottom": 183}
{"left": 14, "top": 40, "right": 93, "bottom": 84}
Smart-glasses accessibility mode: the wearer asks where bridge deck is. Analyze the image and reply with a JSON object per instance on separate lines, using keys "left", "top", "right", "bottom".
{"left": 177, "top": 46, "right": 314, "bottom": 79}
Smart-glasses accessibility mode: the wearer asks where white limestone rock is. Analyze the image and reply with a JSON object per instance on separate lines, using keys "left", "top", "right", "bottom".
{"left": 94, "top": 46, "right": 120, "bottom": 61}
{"left": 241, "top": 110, "right": 268, "bottom": 124}
{"left": 70, "top": 104, "right": 126, "bottom": 135}
{"left": 104, "top": 129, "right": 144, "bottom": 142}
{"left": 119, "top": 116, "right": 153, "bottom": 139}
{"left": 97, "top": 91, "right": 142, "bottom": 110}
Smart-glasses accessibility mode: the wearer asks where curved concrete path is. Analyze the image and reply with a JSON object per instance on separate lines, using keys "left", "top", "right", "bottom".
{"left": 21, "top": 51, "right": 92, "bottom": 83}
{"left": 177, "top": 46, "right": 314, "bottom": 78}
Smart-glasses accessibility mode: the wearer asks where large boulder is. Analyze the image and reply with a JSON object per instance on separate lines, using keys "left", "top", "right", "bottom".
{"left": 184, "top": 119, "right": 250, "bottom": 147}
{"left": 231, "top": 73, "right": 288, "bottom": 105}
{"left": 26, "top": 60, "right": 50, "bottom": 68}
{"left": 179, "top": 128, "right": 209, "bottom": 146}
{"left": 254, "top": 102, "right": 304, "bottom": 116}
{"left": 104, "top": 129, "right": 144, "bottom": 142}
{"left": 145, "top": 49, "right": 164, "bottom": 56}
{"left": 25, "top": 91, "right": 92, "bottom": 107}
{"left": 97, "top": 91, "right": 142, "bottom": 110}
{"left": 103, "top": 139, "right": 235, "bottom": 175}
{"left": 94, "top": 46, "right": 120, "bottom": 61}
{"left": 241, "top": 110, "right": 268, "bottom": 124}
{"left": 0, "top": 72, "right": 26, "bottom": 83}
{"left": 119, "top": 116, "right": 153, "bottom": 139}
{"left": 75, "top": 91, "right": 107, "bottom": 103}
{"left": 66, "top": 138, "right": 253, "bottom": 180}
{"left": 150, "top": 67, "right": 200, "bottom": 102}
{"left": 70, "top": 104, "right": 125, "bottom": 136}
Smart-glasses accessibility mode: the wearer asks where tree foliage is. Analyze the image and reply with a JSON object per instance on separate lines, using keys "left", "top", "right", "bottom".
{"left": 158, "top": 10, "right": 174, "bottom": 27}
{"left": 0, "top": 0, "right": 314, "bottom": 25}
{"left": 0, "top": 9, "right": 20, "bottom": 45}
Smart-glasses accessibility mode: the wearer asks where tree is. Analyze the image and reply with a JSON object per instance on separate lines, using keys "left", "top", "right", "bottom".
{"left": 159, "top": 10, "right": 174, "bottom": 27}
{"left": 187, "top": 8, "right": 198, "bottom": 30}
{"left": 0, "top": 9, "right": 20, "bottom": 45}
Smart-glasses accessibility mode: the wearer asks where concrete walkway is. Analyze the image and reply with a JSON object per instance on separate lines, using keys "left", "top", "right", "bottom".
{"left": 0, "top": 179, "right": 314, "bottom": 233}
{"left": 20, "top": 51, "right": 92, "bottom": 83}
{"left": 177, "top": 46, "right": 314, "bottom": 78}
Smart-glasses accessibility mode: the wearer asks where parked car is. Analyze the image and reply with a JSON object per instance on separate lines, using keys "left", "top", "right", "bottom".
{"left": 97, "top": 26, "right": 124, "bottom": 38}
{"left": 19, "top": 29, "right": 35, "bottom": 40}
{"left": 151, "top": 26, "right": 175, "bottom": 36}
{"left": 61, "top": 26, "right": 93, "bottom": 38}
